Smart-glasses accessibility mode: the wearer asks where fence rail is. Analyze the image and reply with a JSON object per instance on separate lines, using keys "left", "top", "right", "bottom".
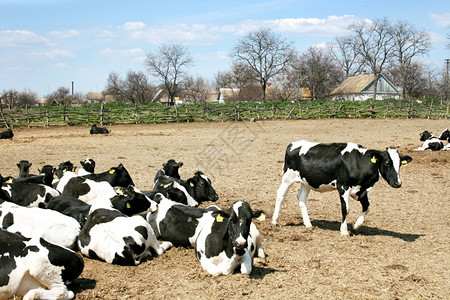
{"left": 1, "top": 100, "right": 448, "bottom": 128}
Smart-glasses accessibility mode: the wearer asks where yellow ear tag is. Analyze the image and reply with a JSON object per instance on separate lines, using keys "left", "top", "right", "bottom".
{"left": 216, "top": 214, "right": 224, "bottom": 222}
{"left": 115, "top": 188, "right": 123, "bottom": 195}
{"left": 109, "top": 169, "right": 115, "bottom": 174}
{"left": 371, "top": 156, "right": 377, "bottom": 164}
{"left": 258, "top": 213, "right": 266, "bottom": 222}
{"left": 6, "top": 178, "right": 13, "bottom": 184}
{"left": 189, "top": 182, "right": 194, "bottom": 187}
{"left": 401, "top": 160, "right": 408, "bottom": 166}
{"left": 126, "top": 202, "right": 131, "bottom": 209}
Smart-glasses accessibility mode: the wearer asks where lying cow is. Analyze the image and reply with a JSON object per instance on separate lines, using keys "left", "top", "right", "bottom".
{"left": 82, "top": 163, "right": 134, "bottom": 187}
{"left": 90, "top": 124, "right": 109, "bottom": 134}
{"left": 13, "top": 164, "right": 55, "bottom": 187}
{"left": 78, "top": 208, "right": 171, "bottom": 265}
{"left": 414, "top": 130, "right": 444, "bottom": 151}
{"left": 147, "top": 193, "right": 266, "bottom": 264}
{"left": 438, "top": 128, "right": 450, "bottom": 150}
{"left": 1, "top": 178, "right": 60, "bottom": 207}
{"left": 153, "top": 159, "right": 183, "bottom": 184}
{"left": 194, "top": 200, "right": 266, "bottom": 275}
{"left": 78, "top": 158, "right": 96, "bottom": 175}
{"left": 40, "top": 195, "right": 91, "bottom": 226}
{"left": 17, "top": 160, "right": 32, "bottom": 178}
{"left": 0, "top": 229, "right": 84, "bottom": 300}
{"left": 0, "top": 202, "right": 80, "bottom": 249}
{"left": 152, "top": 171, "right": 218, "bottom": 206}
{"left": 0, "top": 128, "right": 13, "bottom": 139}
{"left": 272, "top": 140, "right": 412, "bottom": 236}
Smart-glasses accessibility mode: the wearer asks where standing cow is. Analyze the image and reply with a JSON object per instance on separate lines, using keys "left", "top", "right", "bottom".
{"left": 272, "top": 140, "right": 412, "bottom": 236}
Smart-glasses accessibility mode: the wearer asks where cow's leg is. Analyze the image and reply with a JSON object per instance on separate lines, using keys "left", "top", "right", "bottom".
{"left": 240, "top": 250, "right": 253, "bottom": 275}
{"left": 338, "top": 187, "right": 351, "bottom": 236}
{"left": 273, "top": 169, "right": 300, "bottom": 225}
{"left": 297, "top": 184, "right": 312, "bottom": 228}
{"left": 353, "top": 194, "right": 370, "bottom": 231}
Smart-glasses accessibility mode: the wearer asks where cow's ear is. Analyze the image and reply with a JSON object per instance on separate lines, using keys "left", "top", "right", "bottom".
{"left": 370, "top": 151, "right": 383, "bottom": 164}
{"left": 178, "top": 162, "right": 183, "bottom": 168}
{"left": 253, "top": 210, "right": 269, "bottom": 222}
{"left": 212, "top": 210, "right": 229, "bottom": 222}
{"left": 187, "top": 178, "right": 196, "bottom": 187}
{"left": 400, "top": 155, "right": 413, "bottom": 166}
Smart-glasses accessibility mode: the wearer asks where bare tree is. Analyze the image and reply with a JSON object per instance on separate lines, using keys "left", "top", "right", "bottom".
{"left": 329, "top": 36, "right": 365, "bottom": 79}
{"left": 47, "top": 87, "right": 71, "bottom": 106}
{"left": 290, "top": 46, "right": 341, "bottom": 100}
{"left": 391, "top": 20, "right": 431, "bottom": 99}
{"left": 17, "top": 89, "right": 38, "bottom": 108}
{"left": 230, "top": 27, "right": 295, "bottom": 102}
{"left": 214, "top": 63, "right": 259, "bottom": 102}
{"left": 348, "top": 17, "right": 395, "bottom": 100}
{"left": 104, "top": 71, "right": 155, "bottom": 104}
{"left": 145, "top": 44, "right": 193, "bottom": 105}
{"left": 1, "top": 89, "right": 19, "bottom": 109}
{"left": 182, "top": 75, "right": 211, "bottom": 103}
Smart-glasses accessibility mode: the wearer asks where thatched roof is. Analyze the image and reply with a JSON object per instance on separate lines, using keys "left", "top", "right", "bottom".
{"left": 330, "top": 74, "right": 376, "bottom": 95}
{"left": 86, "top": 92, "right": 104, "bottom": 100}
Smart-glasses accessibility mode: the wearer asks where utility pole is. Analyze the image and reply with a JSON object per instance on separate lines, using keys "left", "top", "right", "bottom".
{"left": 446, "top": 59, "right": 449, "bottom": 102}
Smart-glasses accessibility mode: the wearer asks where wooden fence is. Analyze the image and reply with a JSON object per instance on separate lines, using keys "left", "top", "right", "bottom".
{"left": 1, "top": 100, "right": 448, "bottom": 128}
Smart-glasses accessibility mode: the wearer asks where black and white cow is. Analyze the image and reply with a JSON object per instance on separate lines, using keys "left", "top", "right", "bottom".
{"left": 414, "top": 130, "right": 444, "bottom": 151}
{"left": 438, "top": 128, "right": 450, "bottom": 150}
{"left": 17, "top": 160, "right": 32, "bottom": 178}
{"left": 78, "top": 208, "right": 171, "bottom": 265}
{"left": 90, "top": 124, "right": 109, "bottom": 134}
{"left": 59, "top": 176, "right": 116, "bottom": 205}
{"left": 0, "top": 229, "right": 84, "bottom": 300}
{"left": 152, "top": 171, "right": 218, "bottom": 206}
{"left": 0, "top": 202, "right": 80, "bottom": 249}
{"left": 54, "top": 161, "right": 77, "bottom": 180}
{"left": 82, "top": 163, "right": 134, "bottom": 188}
{"left": 153, "top": 159, "right": 183, "bottom": 184}
{"left": 0, "top": 178, "right": 60, "bottom": 207}
{"left": 78, "top": 158, "right": 96, "bottom": 175}
{"left": 0, "top": 128, "right": 13, "bottom": 139}
{"left": 272, "top": 140, "right": 413, "bottom": 236}
{"left": 194, "top": 200, "right": 266, "bottom": 276}
{"left": 146, "top": 193, "right": 221, "bottom": 247}
{"left": 147, "top": 194, "right": 267, "bottom": 264}
{"left": 40, "top": 195, "right": 91, "bottom": 226}
{"left": 13, "top": 164, "right": 55, "bottom": 187}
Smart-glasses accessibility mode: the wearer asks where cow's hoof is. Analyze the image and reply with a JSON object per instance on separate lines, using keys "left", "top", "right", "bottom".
{"left": 340, "top": 231, "right": 350, "bottom": 237}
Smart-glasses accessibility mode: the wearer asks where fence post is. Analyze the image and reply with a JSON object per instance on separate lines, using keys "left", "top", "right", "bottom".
{"left": 175, "top": 106, "right": 178, "bottom": 123}
{"left": 134, "top": 103, "right": 139, "bottom": 124}
{"left": 100, "top": 103, "right": 104, "bottom": 126}
{"left": 46, "top": 110, "right": 49, "bottom": 127}
{"left": 428, "top": 99, "right": 433, "bottom": 120}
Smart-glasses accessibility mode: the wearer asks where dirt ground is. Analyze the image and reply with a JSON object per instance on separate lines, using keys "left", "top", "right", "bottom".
{"left": 1, "top": 118, "right": 449, "bottom": 299}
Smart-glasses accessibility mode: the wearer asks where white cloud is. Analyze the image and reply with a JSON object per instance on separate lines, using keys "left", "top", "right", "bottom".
{"left": 54, "top": 62, "right": 69, "bottom": 68}
{"left": 5, "top": 65, "right": 31, "bottom": 72}
{"left": 101, "top": 47, "right": 144, "bottom": 56}
{"left": 225, "top": 15, "right": 360, "bottom": 36}
{"left": 44, "top": 49, "right": 74, "bottom": 59}
{"left": 429, "top": 12, "right": 450, "bottom": 27}
{"left": 121, "top": 22, "right": 146, "bottom": 31}
{"left": 0, "top": 29, "right": 54, "bottom": 47}
{"left": 49, "top": 29, "right": 80, "bottom": 39}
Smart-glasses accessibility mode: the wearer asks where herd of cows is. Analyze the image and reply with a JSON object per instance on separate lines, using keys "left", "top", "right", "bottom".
{"left": 0, "top": 125, "right": 448, "bottom": 299}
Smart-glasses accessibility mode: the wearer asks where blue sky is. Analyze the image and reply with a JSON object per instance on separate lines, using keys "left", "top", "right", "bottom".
{"left": 1, "top": 0, "right": 449, "bottom": 97}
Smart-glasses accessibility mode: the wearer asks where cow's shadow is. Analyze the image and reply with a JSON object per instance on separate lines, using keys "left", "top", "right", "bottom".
{"left": 249, "top": 266, "right": 283, "bottom": 280}
{"left": 286, "top": 219, "right": 424, "bottom": 242}
{"left": 69, "top": 277, "right": 96, "bottom": 295}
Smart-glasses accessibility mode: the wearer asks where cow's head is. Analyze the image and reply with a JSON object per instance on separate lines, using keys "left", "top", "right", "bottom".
{"left": 372, "top": 148, "right": 412, "bottom": 188}
{"left": 438, "top": 128, "right": 450, "bottom": 142}
{"left": 187, "top": 171, "right": 218, "bottom": 203}
{"left": 213, "top": 201, "right": 266, "bottom": 251}
{"left": 111, "top": 185, "right": 157, "bottom": 215}
{"left": 419, "top": 130, "right": 432, "bottom": 141}
{"left": 108, "top": 163, "right": 135, "bottom": 187}
{"left": 80, "top": 158, "right": 96, "bottom": 173}
{"left": 162, "top": 159, "right": 183, "bottom": 179}
{"left": 55, "top": 161, "right": 76, "bottom": 179}
{"left": 17, "top": 160, "right": 32, "bottom": 177}
{"left": 153, "top": 177, "right": 190, "bottom": 205}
